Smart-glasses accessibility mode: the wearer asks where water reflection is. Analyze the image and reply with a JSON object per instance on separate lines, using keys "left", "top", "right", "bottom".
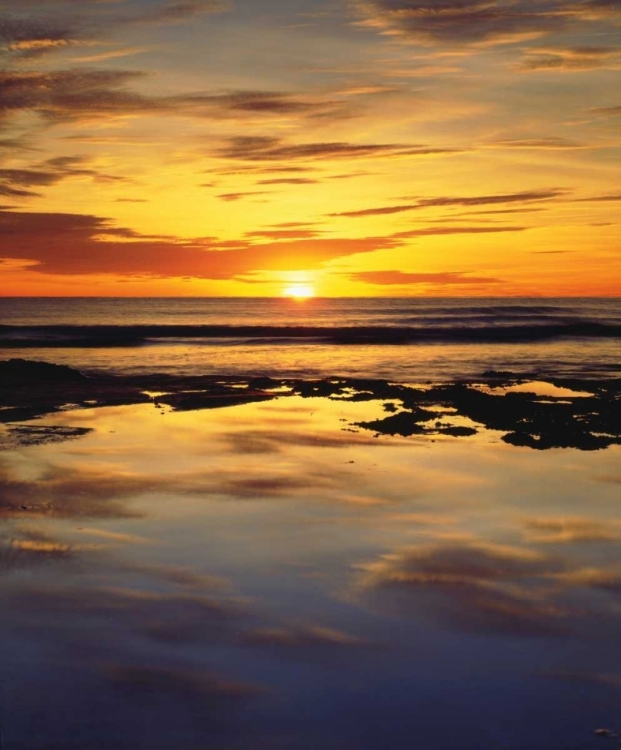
{"left": 0, "top": 395, "right": 620, "bottom": 748}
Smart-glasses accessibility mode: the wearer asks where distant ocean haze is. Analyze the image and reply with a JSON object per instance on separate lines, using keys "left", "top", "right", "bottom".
{"left": 1, "top": 297, "right": 619, "bottom": 381}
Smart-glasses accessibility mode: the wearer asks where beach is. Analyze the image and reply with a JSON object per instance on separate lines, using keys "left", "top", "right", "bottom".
{"left": 1, "top": 297, "right": 620, "bottom": 749}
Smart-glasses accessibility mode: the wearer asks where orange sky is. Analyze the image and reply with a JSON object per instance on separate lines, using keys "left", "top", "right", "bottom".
{"left": 0, "top": 0, "right": 619, "bottom": 296}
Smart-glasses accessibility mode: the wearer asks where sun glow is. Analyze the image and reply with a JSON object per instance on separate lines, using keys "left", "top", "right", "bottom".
{"left": 283, "top": 284, "right": 315, "bottom": 299}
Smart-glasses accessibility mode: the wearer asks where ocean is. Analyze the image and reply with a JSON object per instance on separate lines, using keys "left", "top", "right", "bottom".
{"left": 1, "top": 296, "right": 620, "bottom": 380}
{"left": 2, "top": 297, "right": 621, "bottom": 749}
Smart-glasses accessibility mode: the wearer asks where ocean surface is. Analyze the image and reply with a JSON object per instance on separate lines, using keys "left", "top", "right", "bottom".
{"left": 1, "top": 297, "right": 620, "bottom": 380}
{"left": 2, "top": 297, "right": 621, "bottom": 749}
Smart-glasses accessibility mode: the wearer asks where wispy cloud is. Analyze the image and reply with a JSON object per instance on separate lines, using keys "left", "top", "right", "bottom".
{"left": 0, "top": 14, "right": 79, "bottom": 60}
{"left": 354, "top": 1, "right": 621, "bottom": 48}
{"left": 245, "top": 229, "right": 322, "bottom": 240}
{"left": 586, "top": 104, "right": 621, "bottom": 117}
{"left": 330, "top": 189, "right": 565, "bottom": 218}
{"left": 68, "top": 46, "right": 150, "bottom": 64}
{"left": 0, "top": 70, "right": 355, "bottom": 129}
{"left": 519, "top": 45, "right": 621, "bottom": 72}
{"left": 214, "top": 136, "right": 424, "bottom": 162}
{"left": 523, "top": 516, "right": 621, "bottom": 543}
{"left": 356, "top": 540, "right": 568, "bottom": 636}
{"left": 256, "top": 177, "right": 319, "bottom": 185}
{"left": 482, "top": 138, "right": 588, "bottom": 150}
{"left": 0, "top": 156, "right": 128, "bottom": 199}
{"left": 391, "top": 225, "right": 528, "bottom": 239}
{"left": 0, "top": 0, "right": 229, "bottom": 59}
{"left": 572, "top": 192, "right": 621, "bottom": 202}
{"left": 349, "top": 270, "right": 503, "bottom": 286}
{"left": 216, "top": 191, "right": 271, "bottom": 202}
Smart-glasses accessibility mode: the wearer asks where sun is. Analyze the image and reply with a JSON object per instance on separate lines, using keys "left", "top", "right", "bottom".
{"left": 283, "top": 283, "right": 315, "bottom": 299}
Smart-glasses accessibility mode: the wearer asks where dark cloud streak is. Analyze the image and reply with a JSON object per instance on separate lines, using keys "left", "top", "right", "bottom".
{"left": 330, "top": 189, "right": 565, "bottom": 218}
{"left": 215, "top": 136, "right": 417, "bottom": 162}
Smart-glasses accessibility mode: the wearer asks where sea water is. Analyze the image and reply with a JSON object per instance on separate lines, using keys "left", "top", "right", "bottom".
{"left": 1, "top": 296, "right": 620, "bottom": 379}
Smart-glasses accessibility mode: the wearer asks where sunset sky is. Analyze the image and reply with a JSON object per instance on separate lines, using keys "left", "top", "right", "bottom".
{"left": 0, "top": 0, "right": 619, "bottom": 297}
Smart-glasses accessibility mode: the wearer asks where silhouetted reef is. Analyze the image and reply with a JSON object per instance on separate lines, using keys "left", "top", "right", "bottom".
{"left": 1, "top": 359, "right": 620, "bottom": 451}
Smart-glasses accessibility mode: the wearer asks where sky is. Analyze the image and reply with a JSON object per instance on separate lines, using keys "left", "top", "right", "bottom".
{"left": 0, "top": 0, "right": 619, "bottom": 297}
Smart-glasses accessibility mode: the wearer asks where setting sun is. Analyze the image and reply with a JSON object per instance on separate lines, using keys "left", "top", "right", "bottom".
{"left": 283, "top": 284, "right": 315, "bottom": 299}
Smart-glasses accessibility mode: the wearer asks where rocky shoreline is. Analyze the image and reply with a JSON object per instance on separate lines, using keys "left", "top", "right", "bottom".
{"left": 1, "top": 358, "right": 620, "bottom": 451}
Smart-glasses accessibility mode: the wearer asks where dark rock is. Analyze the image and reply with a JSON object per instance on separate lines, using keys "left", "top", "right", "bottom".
{"left": 0, "top": 359, "right": 87, "bottom": 387}
{"left": 158, "top": 391, "right": 275, "bottom": 412}
{"left": 248, "top": 377, "right": 279, "bottom": 390}
{"left": 438, "top": 425, "right": 477, "bottom": 437}
{"left": 357, "top": 409, "right": 432, "bottom": 437}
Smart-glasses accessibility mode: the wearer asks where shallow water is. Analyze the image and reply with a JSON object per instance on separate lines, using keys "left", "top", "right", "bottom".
{"left": 1, "top": 394, "right": 620, "bottom": 749}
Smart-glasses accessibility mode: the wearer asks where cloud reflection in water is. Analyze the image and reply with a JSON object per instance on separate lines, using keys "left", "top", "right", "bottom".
{"left": 0, "top": 396, "right": 620, "bottom": 748}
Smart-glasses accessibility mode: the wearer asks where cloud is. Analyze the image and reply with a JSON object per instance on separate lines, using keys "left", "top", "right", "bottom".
{"left": 178, "top": 90, "right": 346, "bottom": 119}
{"left": 0, "top": 156, "right": 128, "bottom": 199}
{"left": 217, "top": 473, "right": 339, "bottom": 499}
{"left": 572, "top": 192, "right": 621, "bottom": 202}
{"left": 330, "top": 189, "right": 565, "bottom": 217}
{"left": 214, "top": 135, "right": 436, "bottom": 162}
{"left": 483, "top": 138, "right": 587, "bottom": 149}
{"left": 0, "top": 527, "right": 81, "bottom": 573}
{"left": 244, "top": 229, "right": 323, "bottom": 240}
{"left": 332, "top": 203, "right": 416, "bottom": 218}
{"left": 349, "top": 271, "right": 503, "bottom": 286}
{"left": 392, "top": 225, "right": 527, "bottom": 239}
{"left": 68, "top": 46, "right": 150, "bottom": 64}
{"left": 456, "top": 207, "right": 546, "bottom": 216}
{"left": 557, "top": 569, "right": 621, "bottom": 594}
{"left": 415, "top": 188, "right": 569, "bottom": 205}
{"left": 0, "top": 206, "right": 532, "bottom": 280}
{"left": 217, "top": 191, "right": 271, "bottom": 202}
{"left": 354, "top": 1, "right": 621, "bottom": 48}
{"left": 519, "top": 45, "right": 621, "bottom": 72}
{"left": 0, "top": 168, "right": 65, "bottom": 197}
{"left": 0, "top": 459, "right": 151, "bottom": 519}
{"left": 218, "top": 426, "right": 394, "bottom": 456}
{"left": 213, "top": 165, "right": 315, "bottom": 177}
{"left": 269, "top": 221, "right": 321, "bottom": 228}
{"left": 587, "top": 104, "right": 621, "bottom": 117}
{"left": 0, "top": 15, "right": 79, "bottom": 60}
{"left": 0, "top": 136, "right": 33, "bottom": 152}
{"left": 0, "top": 0, "right": 229, "bottom": 60}
{"left": 134, "top": 0, "right": 230, "bottom": 25}
{"left": 523, "top": 517, "right": 621, "bottom": 543}
{"left": 0, "top": 70, "right": 352, "bottom": 128}
{"left": 256, "top": 178, "right": 319, "bottom": 185}
{"left": 357, "top": 540, "right": 569, "bottom": 636}
{"left": 0, "top": 207, "right": 529, "bottom": 279}
{"left": 0, "top": 69, "right": 151, "bottom": 123}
